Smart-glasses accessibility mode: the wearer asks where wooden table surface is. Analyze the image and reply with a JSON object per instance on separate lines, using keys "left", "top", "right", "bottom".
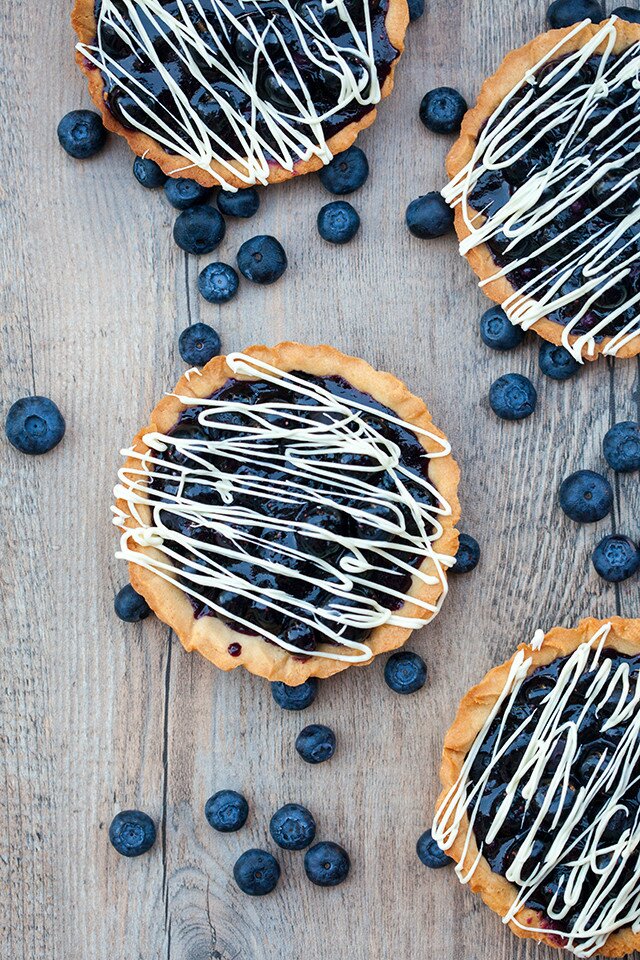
{"left": 2, "top": 2, "right": 640, "bottom": 958}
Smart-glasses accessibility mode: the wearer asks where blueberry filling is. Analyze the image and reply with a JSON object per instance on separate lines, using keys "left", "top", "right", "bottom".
{"left": 467, "top": 47, "right": 640, "bottom": 342}
{"left": 147, "top": 372, "right": 438, "bottom": 656}
{"left": 467, "top": 648, "right": 640, "bottom": 942}
{"left": 90, "top": 0, "right": 398, "bottom": 170}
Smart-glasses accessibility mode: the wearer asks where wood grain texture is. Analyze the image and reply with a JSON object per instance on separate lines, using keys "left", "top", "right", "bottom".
{"left": 1, "top": 2, "right": 639, "bottom": 959}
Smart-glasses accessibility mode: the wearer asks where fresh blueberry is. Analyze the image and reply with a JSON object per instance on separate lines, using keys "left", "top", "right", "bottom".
{"left": 197, "top": 262, "right": 239, "bottom": 303}
{"left": 205, "top": 790, "right": 249, "bottom": 832}
{"left": 173, "top": 206, "right": 225, "bottom": 255}
{"left": 603, "top": 421, "right": 640, "bottom": 472}
{"left": 489, "top": 373, "right": 537, "bottom": 421}
{"left": 419, "top": 87, "right": 468, "bottom": 135}
{"left": 133, "top": 156, "right": 167, "bottom": 188}
{"left": 479, "top": 306, "right": 525, "bottom": 350}
{"left": 269, "top": 803, "right": 316, "bottom": 850}
{"left": 114, "top": 584, "right": 150, "bottom": 622}
{"left": 5, "top": 396, "right": 65, "bottom": 455}
{"left": 406, "top": 192, "right": 454, "bottom": 239}
{"left": 539, "top": 341, "right": 581, "bottom": 380}
{"left": 178, "top": 322, "right": 221, "bottom": 366}
{"left": 450, "top": 533, "right": 480, "bottom": 574}
{"left": 304, "top": 841, "right": 350, "bottom": 886}
{"left": 109, "top": 810, "right": 156, "bottom": 857}
{"left": 217, "top": 187, "right": 260, "bottom": 218}
{"left": 407, "top": 0, "right": 425, "bottom": 20}
{"left": 546, "top": 0, "right": 605, "bottom": 28}
{"left": 558, "top": 470, "right": 613, "bottom": 523}
{"left": 592, "top": 535, "right": 640, "bottom": 583}
{"left": 164, "top": 177, "right": 212, "bottom": 209}
{"left": 318, "top": 146, "right": 369, "bottom": 195}
{"left": 317, "top": 201, "right": 361, "bottom": 244}
{"left": 416, "top": 829, "right": 452, "bottom": 869}
{"left": 271, "top": 678, "right": 318, "bottom": 710}
{"left": 612, "top": 6, "right": 640, "bottom": 22}
{"left": 295, "top": 724, "right": 336, "bottom": 764}
{"left": 57, "top": 110, "right": 106, "bottom": 159}
{"left": 237, "top": 235, "right": 287, "bottom": 284}
{"left": 233, "top": 849, "right": 280, "bottom": 895}
{"left": 384, "top": 651, "right": 427, "bottom": 694}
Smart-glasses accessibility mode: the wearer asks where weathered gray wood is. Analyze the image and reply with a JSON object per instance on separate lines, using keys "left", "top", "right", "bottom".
{"left": 1, "top": 1, "right": 639, "bottom": 958}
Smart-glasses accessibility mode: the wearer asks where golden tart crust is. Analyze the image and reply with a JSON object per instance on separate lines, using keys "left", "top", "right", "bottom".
{"left": 447, "top": 19, "right": 640, "bottom": 361}
{"left": 436, "top": 616, "right": 640, "bottom": 957}
{"left": 115, "top": 342, "right": 460, "bottom": 684}
{"left": 71, "top": 0, "right": 409, "bottom": 189}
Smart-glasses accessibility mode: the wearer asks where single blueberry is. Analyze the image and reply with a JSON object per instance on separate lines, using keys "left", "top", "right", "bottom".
{"left": 450, "top": 533, "right": 481, "bottom": 574}
{"left": 539, "top": 341, "right": 581, "bottom": 380}
{"left": 57, "top": 110, "right": 106, "bottom": 159}
{"left": 416, "top": 829, "right": 453, "bottom": 868}
{"left": 233, "top": 849, "right": 280, "bottom": 895}
{"left": 114, "top": 584, "right": 150, "bottom": 622}
{"left": 5, "top": 396, "right": 65, "bottom": 455}
{"left": 479, "top": 306, "right": 525, "bottom": 350}
{"left": 317, "top": 201, "right": 361, "bottom": 244}
{"left": 407, "top": 0, "right": 425, "bottom": 20}
{"left": 546, "top": 0, "right": 605, "bottom": 28}
{"left": 217, "top": 187, "right": 260, "bottom": 218}
{"left": 237, "top": 235, "right": 287, "bottom": 284}
{"left": 419, "top": 87, "right": 468, "bottom": 134}
{"left": 109, "top": 810, "right": 156, "bottom": 857}
{"left": 295, "top": 724, "right": 336, "bottom": 764}
{"left": 318, "top": 146, "right": 369, "bottom": 195}
{"left": 173, "top": 206, "right": 225, "bottom": 255}
{"left": 133, "top": 156, "right": 167, "bottom": 188}
{"left": 558, "top": 470, "right": 613, "bottom": 523}
{"left": 489, "top": 373, "right": 537, "bottom": 421}
{"left": 269, "top": 803, "right": 316, "bottom": 850}
{"left": 384, "top": 651, "right": 427, "bottom": 694}
{"left": 406, "top": 193, "right": 454, "bottom": 239}
{"left": 612, "top": 6, "right": 640, "bottom": 22}
{"left": 198, "top": 262, "right": 239, "bottom": 304}
{"left": 592, "top": 535, "right": 640, "bottom": 583}
{"left": 271, "top": 678, "right": 318, "bottom": 710}
{"left": 164, "top": 177, "right": 212, "bottom": 209}
{"left": 304, "top": 841, "right": 350, "bottom": 886}
{"left": 178, "top": 322, "right": 221, "bottom": 366}
{"left": 603, "top": 421, "right": 640, "bottom": 472}
{"left": 205, "top": 790, "right": 249, "bottom": 832}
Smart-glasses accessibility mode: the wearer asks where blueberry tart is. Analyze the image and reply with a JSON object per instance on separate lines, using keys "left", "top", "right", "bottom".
{"left": 433, "top": 616, "right": 640, "bottom": 956}
{"left": 72, "top": 0, "right": 409, "bottom": 190}
{"left": 444, "top": 17, "right": 640, "bottom": 361}
{"left": 113, "top": 343, "right": 460, "bottom": 683}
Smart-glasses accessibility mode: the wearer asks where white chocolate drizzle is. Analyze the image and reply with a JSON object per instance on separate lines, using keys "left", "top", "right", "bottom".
{"left": 443, "top": 17, "right": 640, "bottom": 359}
{"left": 433, "top": 621, "right": 640, "bottom": 957}
{"left": 112, "top": 352, "right": 455, "bottom": 662}
{"left": 78, "top": 0, "right": 386, "bottom": 188}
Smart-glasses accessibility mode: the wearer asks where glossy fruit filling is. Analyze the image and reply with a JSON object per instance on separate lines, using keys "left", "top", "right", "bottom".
{"left": 148, "top": 372, "right": 436, "bottom": 655}
{"left": 468, "top": 49, "right": 640, "bottom": 341}
{"left": 91, "top": 0, "right": 398, "bottom": 164}
{"left": 468, "top": 648, "right": 640, "bottom": 941}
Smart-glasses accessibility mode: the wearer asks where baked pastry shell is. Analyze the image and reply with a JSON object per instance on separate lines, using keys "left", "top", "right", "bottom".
{"left": 436, "top": 615, "right": 640, "bottom": 957}
{"left": 115, "top": 342, "right": 461, "bottom": 684}
{"left": 71, "top": 0, "right": 409, "bottom": 188}
{"left": 446, "top": 19, "right": 640, "bottom": 360}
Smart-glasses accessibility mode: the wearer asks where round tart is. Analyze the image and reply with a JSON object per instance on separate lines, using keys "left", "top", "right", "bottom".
{"left": 445, "top": 17, "right": 640, "bottom": 361}
{"left": 71, "top": 0, "right": 409, "bottom": 189}
{"left": 434, "top": 616, "right": 640, "bottom": 958}
{"left": 113, "top": 343, "right": 460, "bottom": 683}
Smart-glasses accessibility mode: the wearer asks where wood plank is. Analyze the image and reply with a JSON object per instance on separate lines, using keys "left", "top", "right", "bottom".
{"left": 1, "top": 0, "right": 639, "bottom": 958}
